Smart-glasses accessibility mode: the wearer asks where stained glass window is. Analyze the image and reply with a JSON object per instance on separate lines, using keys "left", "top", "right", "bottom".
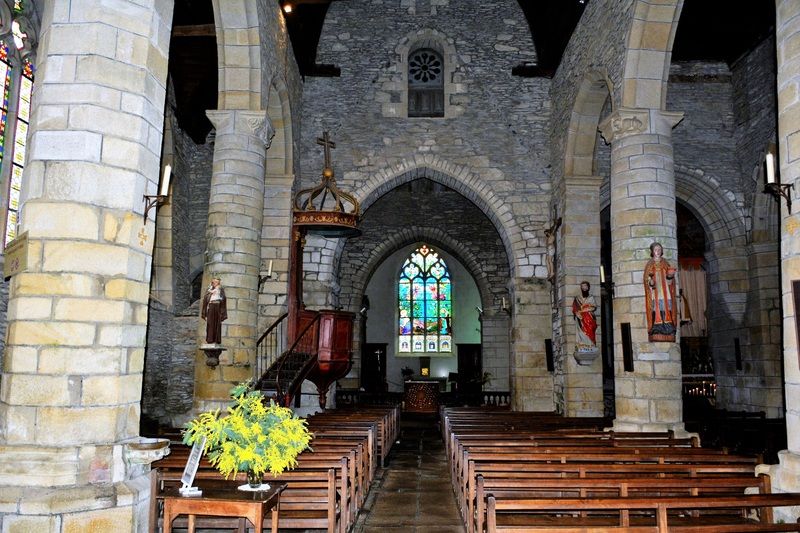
{"left": 398, "top": 244, "right": 452, "bottom": 353}
{"left": 5, "top": 57, "right": 31, "bottom": 246}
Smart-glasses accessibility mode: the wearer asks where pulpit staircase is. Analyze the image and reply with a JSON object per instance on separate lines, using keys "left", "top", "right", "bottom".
{"left": 254, "top": 313, "right": 320, "bottom": 407}
{"left": 253, "top": 309, "right": 354, "bottom": 408}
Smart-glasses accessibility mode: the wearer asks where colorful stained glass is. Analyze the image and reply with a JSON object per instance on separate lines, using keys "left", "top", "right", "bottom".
{"left": 3, "top": 44, "right": 34, "bottom": 247}
{"left": 397, "top": 244, "right": 453, "bottom": 353}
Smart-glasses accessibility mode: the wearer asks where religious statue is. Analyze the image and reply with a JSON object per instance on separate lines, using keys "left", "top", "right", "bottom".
{"left": 201, "top": 276, "right": 227, "bottom": 344}
{"left": 544, "top": 228, "right": 556, "bottom": 281}
{"left": 572, "top": 281, "right": 598, "bottom": 361}
{"left": 644, "top": 242, "right": 677, "bottom": 342}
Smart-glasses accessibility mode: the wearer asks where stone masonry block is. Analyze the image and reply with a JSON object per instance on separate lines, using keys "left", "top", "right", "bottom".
{"left": 13, "top": 273, "right": 101, "bottom": 297}
{"left": 26, "top": 202, "right": 101, "bottom": 241}
{"left": 8, "top": 321, "right": 96, "bottom": 347}
{"left": 55, "top": 298, "right": 128, "bottom": 323}
{"left": 8, "top": 297, "right": 52, "bottom": 320}
{"left": 38, "top": 347, "right": 124, "bottom": 375}
{"left": 2, "top": 374, "right": 71, "bottom": 406}
{"left": 37, "top": 406, "right": 120, "bottom": 445}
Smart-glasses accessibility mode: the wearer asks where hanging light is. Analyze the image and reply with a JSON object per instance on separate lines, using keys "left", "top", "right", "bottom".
{"left": 283, "top": 2, "right": 293, "bottom": 14}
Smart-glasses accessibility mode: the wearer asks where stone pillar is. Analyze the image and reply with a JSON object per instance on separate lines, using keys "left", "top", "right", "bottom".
{"left": 561, "top": 175, "right": 604, "bottom": 417}
{"left": 510, "top": 277, "right": 555, "bottom": 411}
{"left": 599, "top": 107, "right": 685, "bottom": 432}
{"left": 0, "top": 1, "right": 173, "bottom": 530}
{"left": 196, "top": 109, "right": 273, "bottom": 407}
{"left": 761, "top": 1, "right": 800, "bottom": 516}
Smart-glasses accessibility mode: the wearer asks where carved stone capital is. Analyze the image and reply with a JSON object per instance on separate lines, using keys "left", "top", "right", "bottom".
{"left": 599, "top": 107, "right": 684, "bottom": 144}
{"left": 206, "top": 109, "right": 276, "bottom": 148}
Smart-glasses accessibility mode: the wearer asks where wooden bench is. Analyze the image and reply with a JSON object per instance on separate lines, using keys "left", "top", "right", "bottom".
{"left": 474, "top": 473, "right": 773, "bottom": 533}
{"left": 485, "top": 493, "right": 800, "bottom": 532}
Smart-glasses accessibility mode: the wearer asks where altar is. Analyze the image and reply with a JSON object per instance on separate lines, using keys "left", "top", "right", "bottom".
{"left": 403, "top": 379, "right": 442, "bottom": 413}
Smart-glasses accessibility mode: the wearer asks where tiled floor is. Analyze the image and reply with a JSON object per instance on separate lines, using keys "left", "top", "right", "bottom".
{"left": 353, "top": 414, "right": 465, "bottom": 533}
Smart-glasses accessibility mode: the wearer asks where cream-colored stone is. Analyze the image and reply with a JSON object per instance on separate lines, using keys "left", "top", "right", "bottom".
{"left": 37, "top": 406, "right": 119, "bottom": 445}
{"left": 2, "top": 514, "right": 60, "bottom": 532}
{"left": 8, "top": 321, "right": 96, "bottom": 347}
{"left": 104, "top": 278, "right": 149, "bottom": 303}
{"left": 2, "top": 374, "right": 71, "bottom": 406}
{"left": 38, "top": 347, "right": 123, "bottom": 375}
{"left": 82, "top": 374, "right": 142, "bottom": 405}
{"left": 62, "top": 505, "right": 134, "bottom": 533}
{"left": 54, "top": 298, "right": 128, "bottom": 323}
{"left": 8, "top": 297, "right": 52, "bottom": 320}
{"left": 43, "top": 241, "right": 146, "bottom": 278}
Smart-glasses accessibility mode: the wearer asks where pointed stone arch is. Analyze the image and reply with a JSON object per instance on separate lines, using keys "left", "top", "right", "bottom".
{"left": 564, "top": 70, "right": 614, "bottom": 177}
{"left": 338, "top": 226, "right": 496, "bottom": 315}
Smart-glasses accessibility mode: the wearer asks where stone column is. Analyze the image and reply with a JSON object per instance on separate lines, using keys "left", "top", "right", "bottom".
{"left": 0, "top": 1, "right": 173, "bottom": 529}
{"left": 562, "top": 175, "right": 604, "bottom": 417}
{"left": 599, "top": 107, "right": 685, "bottom": 432}
{"left": 761, "top": 1, "right": 800, "bottom": 516}
{"left": 196, "top": 109, "right": 273, "bottom": 407}
{"left": 510, "top": 278, "right": 555, "bottom": 411}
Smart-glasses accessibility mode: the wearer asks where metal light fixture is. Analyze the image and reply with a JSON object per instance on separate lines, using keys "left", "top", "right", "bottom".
{"left": 600, "top": 265, "right": 615, "bottom": 298}
{"left": 764, "top": 144, "right": 793, "bottom": 213}
{"left": 143, "top": 164, "right": 172, "bottom": 222}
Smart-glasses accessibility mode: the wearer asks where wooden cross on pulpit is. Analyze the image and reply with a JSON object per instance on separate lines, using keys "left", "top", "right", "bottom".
{"left": 316, "top": 132, "right": 336, "bottom": 171}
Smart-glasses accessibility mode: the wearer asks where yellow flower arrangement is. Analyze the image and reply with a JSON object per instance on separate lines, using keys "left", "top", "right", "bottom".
{"left": 182, "top": 382, "right": 313, "bottom": 480}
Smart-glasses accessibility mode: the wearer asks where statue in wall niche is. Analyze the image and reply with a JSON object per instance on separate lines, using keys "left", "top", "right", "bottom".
{"left": 572, "top": 280, "right": 599, "bottom": 364}
{"left": 201, "top": 276, "right": 227, "bottom": 345}
{"left": 644, "top": 242, "right": 677, "bottom": 342}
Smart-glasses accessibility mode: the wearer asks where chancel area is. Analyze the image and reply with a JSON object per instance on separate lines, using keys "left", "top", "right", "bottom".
{"left": 5, "top": 0, "right": 800, "bottom": 530}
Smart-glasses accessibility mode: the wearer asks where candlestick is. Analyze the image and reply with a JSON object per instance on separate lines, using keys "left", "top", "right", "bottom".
{"left": 766, "top": 152, "right": 775, "bottom": 184}
{"left": 267, "top": 260, "right": 273, "bottom": 278}
{"left": 600, "top": 265, "right": 605, "bottom": 284}
{"left": 159, "top": 165, "right": 172, "bottom": 197}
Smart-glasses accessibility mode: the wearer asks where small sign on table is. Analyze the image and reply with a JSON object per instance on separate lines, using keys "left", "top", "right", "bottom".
{"left": 179, "top": 436, "right": 205, "bottom": 496}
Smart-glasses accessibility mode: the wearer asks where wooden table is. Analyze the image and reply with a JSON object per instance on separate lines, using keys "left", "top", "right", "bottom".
{"left": 162, "top": 483, "right": 286, "bottom": 533}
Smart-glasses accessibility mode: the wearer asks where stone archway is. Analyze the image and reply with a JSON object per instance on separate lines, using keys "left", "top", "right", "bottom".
{"left": 349, "top": 158, "right": 525, "bottom": 276}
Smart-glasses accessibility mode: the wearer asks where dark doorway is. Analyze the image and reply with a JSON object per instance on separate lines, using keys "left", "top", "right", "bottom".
{"left": 457, "top": 343, "right": 482, "bottom": 398}
{"left": 361, "top": 343, "right": 388, "bottom": 393}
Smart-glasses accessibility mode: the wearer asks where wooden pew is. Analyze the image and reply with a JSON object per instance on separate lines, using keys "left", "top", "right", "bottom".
{"left": 485, "top": 493, "right": 800, "bottom": 532}
{"left": 474, "top": 473, "right": 773, "bottom": 533}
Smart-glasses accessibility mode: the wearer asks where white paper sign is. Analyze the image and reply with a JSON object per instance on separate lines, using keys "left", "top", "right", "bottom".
{"left": 181, "top": 437, "right": 206, "bottom": 489}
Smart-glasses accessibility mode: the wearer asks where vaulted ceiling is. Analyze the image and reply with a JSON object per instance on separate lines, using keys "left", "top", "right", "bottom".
{"left": 168, "top": 0, "right": 776, "bottom": 143}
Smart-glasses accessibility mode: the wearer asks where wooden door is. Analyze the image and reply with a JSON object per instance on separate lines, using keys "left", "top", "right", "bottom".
{"left": 361, "top": 343, "right": 388, "bottom": 393}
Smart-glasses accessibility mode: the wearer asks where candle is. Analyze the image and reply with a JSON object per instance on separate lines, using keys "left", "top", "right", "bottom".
{"left": 766, "top": 152, "right": 776, "bottom": 184}
{"left": 267, "top": 260, "right": 273, "bottom": 278}
{"left": 600, "top": 265, "right": 605, "bottom": 284}
{"left": 502, "top": 296, "right": 507, "bottom": 310}
{"left": 159, "top": 165, "right": 172, "bottom": 196}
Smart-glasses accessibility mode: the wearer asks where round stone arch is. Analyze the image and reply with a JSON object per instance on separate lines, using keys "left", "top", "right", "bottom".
{"left": 338, "top": 226, "right": 498, "bottom": 315}
{"left": 211, "top": 0, "right": 263, "bottom": 109}
{"left": 265, "top": 77, "right": 294, "bottom": 176}
{"left": 564, "top": 69, "right": 614, "bottom": 177}
{"left": 621, "top": 0, "right": 683, "bottom": 109}
{"left": 348, "top": 157, "right": 525, "bottom": 277}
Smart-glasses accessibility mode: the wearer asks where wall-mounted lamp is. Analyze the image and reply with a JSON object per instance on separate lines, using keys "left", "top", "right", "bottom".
{"left": 501, "top": 296, "right": 511, "bottom": 315}
{"left": 282, "top": 2, "right": 293, "bottom": 14}
{"left": 764, "top": 144, "right": 794, "bottom": 213}
{"left": 600, "top": 265, "right": 615, "bottom": 298}
{"left": 258, "top": 259, "right": 274, "bottom": 291}
{"left": 143, "top": 165, "right": 171, "bottom": 223}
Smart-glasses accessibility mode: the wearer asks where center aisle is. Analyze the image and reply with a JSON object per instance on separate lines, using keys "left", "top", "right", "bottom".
{"left": 353, "top": 413, "right": 465, "bottom": 533}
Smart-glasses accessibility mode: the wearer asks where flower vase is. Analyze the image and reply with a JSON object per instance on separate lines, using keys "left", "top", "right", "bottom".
{"left": 246, "top": 470, "right": 263, "bottom": 489}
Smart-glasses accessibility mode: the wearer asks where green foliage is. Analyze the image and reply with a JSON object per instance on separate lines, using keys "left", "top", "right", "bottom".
{"left": 182, "top": 382, "right": 313, "bottom": 479}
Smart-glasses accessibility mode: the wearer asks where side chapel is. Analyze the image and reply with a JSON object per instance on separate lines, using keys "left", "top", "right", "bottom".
{"left": 2, "top": 0, "right": 800, "bottom": 529}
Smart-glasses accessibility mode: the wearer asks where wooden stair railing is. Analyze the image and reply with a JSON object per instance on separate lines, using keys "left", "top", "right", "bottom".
{"left": 255, "top": 313, "right": 321, "bottom": 406}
